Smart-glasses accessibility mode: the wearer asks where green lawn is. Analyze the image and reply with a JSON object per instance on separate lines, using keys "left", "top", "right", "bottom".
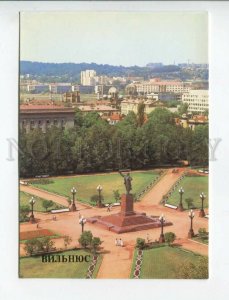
{"left": 134, "top": 246, "right": 206, "bottom": 279}
{"left": 19, "top": 250, "right": 101, "bottom": 278}
{"left": 167, "top": 176, "right": 208, "bottom": 209}
{"left": 31, "top": 171, "right": 159, "bottom": 205}
{"left": 20, "top": 191, "right": 66, "bottom": 212}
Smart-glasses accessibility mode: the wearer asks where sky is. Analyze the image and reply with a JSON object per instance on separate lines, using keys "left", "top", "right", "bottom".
{"left": 20, "top": 12, "right": 208, "bottom": 66}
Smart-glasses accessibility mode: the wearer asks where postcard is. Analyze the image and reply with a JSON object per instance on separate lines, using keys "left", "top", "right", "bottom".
{"left": 19, "top": 11, "right": 208, "bottom": 279}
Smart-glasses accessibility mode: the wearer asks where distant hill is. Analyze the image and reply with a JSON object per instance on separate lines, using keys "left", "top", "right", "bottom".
{"left": 20, "top": 61, "right": 181, "bottom": 80}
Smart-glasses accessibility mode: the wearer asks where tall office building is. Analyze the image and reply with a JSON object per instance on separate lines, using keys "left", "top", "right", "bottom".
{"left": 80, "top": 70, "right": 96, "bottom": 86}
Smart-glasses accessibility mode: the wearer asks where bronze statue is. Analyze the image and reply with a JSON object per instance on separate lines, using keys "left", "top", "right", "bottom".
{"left": 119, "top": 171, "right": 132, "bottom": 194}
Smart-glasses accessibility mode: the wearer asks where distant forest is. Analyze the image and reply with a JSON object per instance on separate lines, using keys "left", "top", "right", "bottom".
{"left": 20, "top": 61, "right": 181, "bottom": 82}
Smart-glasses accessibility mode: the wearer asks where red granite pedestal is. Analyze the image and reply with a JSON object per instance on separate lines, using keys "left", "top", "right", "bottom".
{"left": 88, "top": 194, "right": 172, "bottom": 234}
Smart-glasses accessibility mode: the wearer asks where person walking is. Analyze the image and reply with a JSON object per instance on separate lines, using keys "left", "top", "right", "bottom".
{"left": 120, "top": 239, "right": 124, "bottom": 247}
{"left": 115, "top": 238, "right": 118, "bottom": 246}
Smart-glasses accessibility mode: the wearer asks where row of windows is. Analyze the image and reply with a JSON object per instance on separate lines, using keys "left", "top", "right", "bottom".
{"left": 22, "top": 119, "right": 66, "bottom": 126}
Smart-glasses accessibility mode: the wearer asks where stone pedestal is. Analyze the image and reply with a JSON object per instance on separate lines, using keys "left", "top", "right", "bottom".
{"left": 87, "top": 193, "right": 173, "bottom": 234}
{"left": 29, "top": 215, "right": 36, "bottom": 224}
{"left": 70, "top": 203, "right": 77, "bottom": 211}
{"left": 120, "top": 194, "right": 134, "bottom": 216}
{"left": 177, "top": 204, "right": 184, "bottom": 212}
{"left": 199, "top": 209, "right": 205, "bottom": 217}
{"left": 159, "top": 233, "right": 165, "bottom": 243}
{"left": 188, "top": 229, "right": 195, "bottom": 238}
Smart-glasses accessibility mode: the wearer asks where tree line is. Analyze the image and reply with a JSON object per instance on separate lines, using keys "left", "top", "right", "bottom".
{"left": 19, "top": 108, "right": 208, "bottom": 177}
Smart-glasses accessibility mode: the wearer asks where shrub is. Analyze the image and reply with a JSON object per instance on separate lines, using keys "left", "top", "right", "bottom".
{"left": 42, "top": 200, "right": 54, "bottom": 212}
{"left": 136, "top": 238, "right": 146, "bottom": 250}
{"left": 91, "top": 237, "right": 103, "bottom": 254}
{"left": 20, "top": 205, "right": 30, "bottom": 222}
{"left": 113, "top": 190, "right": 121, "bottom": 202}
{"left": 78, "top": 231, "right": 93, "bottom": 248}
{"left": 164, "top": 232, "right": 176, "bottom": 246}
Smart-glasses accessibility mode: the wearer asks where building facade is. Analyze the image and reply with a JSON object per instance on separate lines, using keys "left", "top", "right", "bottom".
{"left": 80, "top": 70, "right": 96, "bottom": 86}
{"left": 121, "top": 99, "right": 164, "bottom": 115}
{"left": 20, "top": 105, "right": 75, "bottom": 133}
{"left": 182, "top": 90, "right": 209, "bottom": 112}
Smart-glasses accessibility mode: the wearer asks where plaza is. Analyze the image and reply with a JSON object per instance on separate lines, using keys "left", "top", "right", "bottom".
{"left": 19, "top": 168, "right": 208, "bottom": 278}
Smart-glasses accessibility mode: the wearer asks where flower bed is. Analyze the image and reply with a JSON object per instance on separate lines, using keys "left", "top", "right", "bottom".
{"left": 86, "top": 255, "right": 99, "bottom": 279}
{"left": 133, "top": 250, "right": 143, "bottom": 279}
{"left": 20, "top": 229, "right": 55, "bottom": 241}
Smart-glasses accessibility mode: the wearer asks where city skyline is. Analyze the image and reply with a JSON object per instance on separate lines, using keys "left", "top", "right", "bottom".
{"left": 20, "top": 12, "right": 208, "bottom": 67}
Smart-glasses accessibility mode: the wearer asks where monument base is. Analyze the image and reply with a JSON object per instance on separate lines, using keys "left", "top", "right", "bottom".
{"left": 88, "top": 193, "right": 172, "bottom": 233}
{"left": 87, "top": 212, "right": 172, "bottom": 233}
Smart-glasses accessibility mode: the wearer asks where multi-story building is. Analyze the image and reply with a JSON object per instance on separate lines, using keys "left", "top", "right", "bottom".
{"left": 182, "top": 90, "right": 209, "bottom": 113}
{"left": 49, "top": 83, "right": 72, "bottom": 94}
{"left": 20, "top": 105, "right": 75, "bottom": 133}
{"left": 121, "top": 99, "right": 164, "bottom": 115}
{"left": 62, "top": 92, "right": 80, "bottom": 103}
{"left": 125, "top": 79, "right": 192, "bottom": 96}
{"left": 77, "top": 104, "right": 118, "bottom": 116}
{"left": 80, "top": 70, "right": 96, "bottom": 86}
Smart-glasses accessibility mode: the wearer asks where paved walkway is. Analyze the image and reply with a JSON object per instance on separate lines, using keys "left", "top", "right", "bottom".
{"left": 20, "top": 168, "right": 208, "bottom": 279}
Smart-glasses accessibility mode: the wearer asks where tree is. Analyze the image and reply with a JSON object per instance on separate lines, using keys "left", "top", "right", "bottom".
{"left": 178, "top": 103, "right": 189, "bottom": 115}
{"left": 185, "top": 198, "right": 194, "bottom": 209}
{"left": 24, "top": 239, "right": 39, "bottom": 256}
{"left": 164, "top": 232, "right": 176, "bottom": 246}
{"left": 113, "top": 190, "right": 121, "bottom": 202}
{"left": 137, "top": 102, "right": 145, "bottom": 127}
{"left": 136, "top": 238, "right": 146, "bottom": 249}
{"left": 20, "top": 205, "right": 30, "bottom": 222}
{"left": 177, "top": 256, "right": 208, "bottom": 279}
{"left": 39, "top": 237, "right": 55, "bottom": 252}
{"left": 91, "top": 237, "right": 103, "bottom": 254}
{"left": 78, "top": 231, "right": 93, "bottom": 248}
{"left": 42, "top": 200, "right": 54, "bottom": 212}
{"left": 90, "top": 194, "right": 104, "bottom": 206}
{"left": 63, "top": 235, "right": 72, "bottom": 249}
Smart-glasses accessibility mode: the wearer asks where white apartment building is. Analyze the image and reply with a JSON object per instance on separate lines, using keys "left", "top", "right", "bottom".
{"left": 132, "top": 80, "right": 191, "bottom": 94}
{"left": 182, "top": 90, "right": 209, "bottom": 112}
{"left": 121, "top": 99, "right": 161, "bottom": 115}
{"left": 80, "top": 70, "right": 96, "bottom": 86}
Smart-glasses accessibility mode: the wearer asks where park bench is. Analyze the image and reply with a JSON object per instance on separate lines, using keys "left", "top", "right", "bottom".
{"left": 20, "top": 180, "right": 28, "bottom": 185}
{"left": 164, "top": 203, "right": 177, "bottom": 210}
{"left": 51, "top": 208, "right": 70, "bottom": 214}
{"left": 104, "top": 203, "right": 120, "bottom": 207}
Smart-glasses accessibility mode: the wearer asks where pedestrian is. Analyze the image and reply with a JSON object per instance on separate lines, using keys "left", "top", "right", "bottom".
{"left": 115, "top": 238, "right": 118, "bottom": 246}
{"left": 146, "top": 233, "right": 150, "bottom": 243}
{"left": 36, "top": 223, "right": 39, "bottom": 229}
{"left": 107, "top": 204, "right": 111, "bottom": 212}
{"left": 120, "top": 239, "right": 123, "bottom": 247}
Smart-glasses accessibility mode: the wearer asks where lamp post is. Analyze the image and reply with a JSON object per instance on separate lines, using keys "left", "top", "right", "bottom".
{"left": 96, "top": 184, "right": 103, "bottom": 208}
{"left": 79, "top": 216, "right": 87, "bottom": 233}
{"left": 199, "top": 192, "right": 206, "bottom": 217}
{"left": 70, "top": 187, "right": 77, "bottom": 211}
{"left": 159, "top": 214, "right": 165, "bottom": 243}
{"left": 188, "top": 209, "right": 195, "bottom": 238}
{"left": 178, "top": 187, "right": 184, "bottom": 211}
{"left": 29, "top": 197, "right": 36, "bottom": 223}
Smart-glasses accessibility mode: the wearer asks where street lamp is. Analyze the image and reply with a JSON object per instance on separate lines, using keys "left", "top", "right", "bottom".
{"left": 70, "top": 187, "right": 77, "bottom": 211}
{"left": 29, "top": 196, "right": 36, "bottom": 223}
{"left": 79, "top": 216, "right": 87, "bottom": 233}
{"left": 188, "top": 209, "right": 195, "bottom": 238}
{"left": 96, "top": 184, "right": 103, "bottom": 208}
{"left": 199, "top": 192, "right": 206, "bottom": 217}
{"left": 159, "top": 214, "right": 165, "bottom": 243}
{"left": 178, "top": 187, "right": 184, "bottom": 211}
